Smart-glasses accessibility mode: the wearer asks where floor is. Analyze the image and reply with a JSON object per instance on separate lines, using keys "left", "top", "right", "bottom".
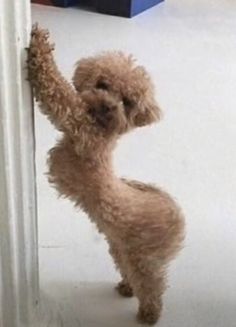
{"left": 32, "top": 1, "right": 236, "bottom": 326}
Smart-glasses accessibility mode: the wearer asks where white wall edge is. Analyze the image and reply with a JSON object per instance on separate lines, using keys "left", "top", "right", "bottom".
{"left": 0, "top": 1, "right": 39, "bottom": 326}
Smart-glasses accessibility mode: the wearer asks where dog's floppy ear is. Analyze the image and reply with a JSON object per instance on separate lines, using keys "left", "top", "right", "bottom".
{"left": 73, "top": 57, "right": 97, "bottom": 92}
{"left": 134, "top": 101, "right": 162, "bottom": 127}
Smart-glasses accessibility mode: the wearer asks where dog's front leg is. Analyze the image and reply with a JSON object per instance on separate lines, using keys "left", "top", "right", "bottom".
{"left": 27, "top": 24, "right": 83, "bottom": 134}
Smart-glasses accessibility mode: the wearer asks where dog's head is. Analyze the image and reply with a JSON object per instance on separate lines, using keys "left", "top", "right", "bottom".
{"left": 73, "top": 52, "right": 161, "bottom": 139}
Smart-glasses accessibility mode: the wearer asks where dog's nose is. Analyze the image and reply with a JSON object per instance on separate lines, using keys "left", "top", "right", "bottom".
{"left": 100, "top": 105, "right": 110, "bottom": 115}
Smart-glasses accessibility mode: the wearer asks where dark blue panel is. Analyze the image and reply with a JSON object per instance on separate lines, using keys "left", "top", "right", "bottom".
{"left": 96, "top": 0, "right": 131, "bottom": 18}
{"left": 96, "top": 0, "right": 164, "bottom": 18}
{"left": 131, "top": 0, "right": 164, "bottom": 17}
{"left": 52, "top": 0, "right": 77, "bottom": 7}
{"left": 51, "top": 0, "right": 164, "bottom": 14}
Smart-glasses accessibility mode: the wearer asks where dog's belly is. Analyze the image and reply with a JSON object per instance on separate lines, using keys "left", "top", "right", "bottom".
{"left": 46, "top": 140, "right": 185, "bottom": 253}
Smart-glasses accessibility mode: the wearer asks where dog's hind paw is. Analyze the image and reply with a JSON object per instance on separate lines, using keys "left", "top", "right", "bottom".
{"left": 115, "top": 280, "right": 133, "bottom": 297}
{"left": 137, "top": 302, "right": 162, "bottom": 325}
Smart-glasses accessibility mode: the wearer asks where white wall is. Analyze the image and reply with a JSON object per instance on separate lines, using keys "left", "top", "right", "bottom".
{"left": 166, "top": 0, "right": 235, "bottom": 14}
{"left": 167, "top": 0, "right": 231, "bottom": 6}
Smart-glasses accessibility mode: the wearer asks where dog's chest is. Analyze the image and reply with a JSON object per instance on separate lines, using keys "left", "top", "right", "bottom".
{"left": 47, "top": 143, "right": 121, "bottom": 220}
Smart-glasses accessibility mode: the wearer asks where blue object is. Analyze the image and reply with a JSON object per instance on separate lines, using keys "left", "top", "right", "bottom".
{"left": 131, "top": 0, "right": 164, "bottom": 17}
{"left": 51, "top": 0, "right": 164, "bottom": 16}
{"left": 96, "top": 0, "right": 164, "bottom": 18}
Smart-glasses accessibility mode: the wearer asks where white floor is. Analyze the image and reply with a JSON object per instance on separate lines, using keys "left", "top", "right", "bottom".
{"left": 32, "top": 1, "right": 236, "bottom": 326}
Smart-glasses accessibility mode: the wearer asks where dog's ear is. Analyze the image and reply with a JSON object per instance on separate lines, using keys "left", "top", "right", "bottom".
{"left": 134, "top": 101, "right": 162, "bottom": 127}
{"left": 73, "top": 58, "right": 97, "bottom": 92}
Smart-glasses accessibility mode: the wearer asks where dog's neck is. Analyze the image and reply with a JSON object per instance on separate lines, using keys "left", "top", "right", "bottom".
{"left": 74, "top": 136, "right": 121, "bottom": 200}
{"left": 68, "top": 135, "right": 118, "bottom": 179}
{"left": 55, "top": 135, "right": 123, "bottom": 214}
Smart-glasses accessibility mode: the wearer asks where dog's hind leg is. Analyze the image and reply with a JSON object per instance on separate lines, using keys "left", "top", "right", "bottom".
{"left": 125, "top": 252, "right": 167, "bottom": 325}
{"left": 108, "top": 240, "right": 133, "bottom": 297}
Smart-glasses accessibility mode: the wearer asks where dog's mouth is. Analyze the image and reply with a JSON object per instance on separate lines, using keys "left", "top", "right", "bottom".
{"left": 90, "top": 105, "right": 114, "bottom": 129}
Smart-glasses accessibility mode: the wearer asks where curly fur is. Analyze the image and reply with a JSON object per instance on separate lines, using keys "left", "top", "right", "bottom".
{"left": 27, "top": 24, "right": 185, "bottom": 325}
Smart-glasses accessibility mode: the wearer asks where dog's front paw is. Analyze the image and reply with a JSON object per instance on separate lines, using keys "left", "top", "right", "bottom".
{"left": 30, "top": 23, "right": 54, "bottom": 54}
{"left": 27, "top": 24, "right": 54, "bottom": 65}
{"left": 27, "top": 24, "right": 55, "bottom": 82}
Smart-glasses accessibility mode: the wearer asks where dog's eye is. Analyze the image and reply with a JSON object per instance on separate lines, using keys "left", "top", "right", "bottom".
{"left": 96, "top": 81, "right": 109, "bottom": 90}
{"left": 123, "top": 97, "right": 133, "bottom": 108}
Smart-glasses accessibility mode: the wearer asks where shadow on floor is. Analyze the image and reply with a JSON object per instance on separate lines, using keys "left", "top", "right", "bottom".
{"left": 40, "top": 282, "right": 139, "bottom": 327}
{"left": 39, "top": 281, "right": 236, "bottom": 327}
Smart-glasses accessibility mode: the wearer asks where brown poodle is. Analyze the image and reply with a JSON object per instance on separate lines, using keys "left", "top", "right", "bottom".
{"left": 27, "top": 24, "right": 185, "bottom": 325}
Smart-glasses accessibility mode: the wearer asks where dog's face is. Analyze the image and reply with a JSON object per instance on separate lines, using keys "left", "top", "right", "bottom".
{"left": 73, "top": 52, "right": 161, "bottom": 138}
